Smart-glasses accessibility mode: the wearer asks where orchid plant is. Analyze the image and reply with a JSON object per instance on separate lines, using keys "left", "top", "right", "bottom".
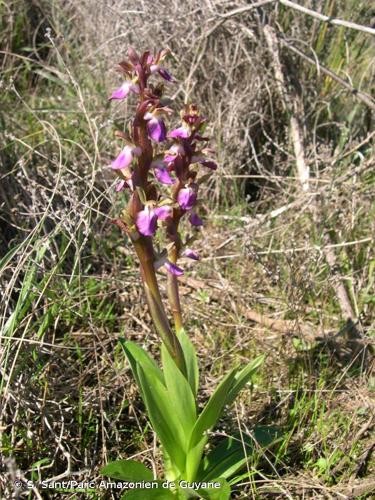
{"left": 101, "top": 48, "right": 273, "bottom": 500}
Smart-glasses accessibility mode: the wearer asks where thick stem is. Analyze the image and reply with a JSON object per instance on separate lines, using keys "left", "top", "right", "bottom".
{"left": 133, "top": 238, "right": 186, "bottom": 375}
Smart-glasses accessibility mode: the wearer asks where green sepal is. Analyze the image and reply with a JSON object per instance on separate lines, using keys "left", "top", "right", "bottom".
{"left": 101, "top": 459, "right": 153, "bottom": 482}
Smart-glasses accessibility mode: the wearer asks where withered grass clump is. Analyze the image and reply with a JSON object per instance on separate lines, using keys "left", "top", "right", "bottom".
{"left": 0, "top": 0, "right": 374, "bottom": 498}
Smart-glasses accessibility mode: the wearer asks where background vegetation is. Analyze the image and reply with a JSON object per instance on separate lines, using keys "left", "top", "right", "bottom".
{"left": 0, "top": 0, "right": 374, "bottom": 498}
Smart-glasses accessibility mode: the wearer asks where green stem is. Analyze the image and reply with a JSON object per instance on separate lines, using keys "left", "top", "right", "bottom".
{"left": 133, "top": 239, "right": 186, "bottom": 375}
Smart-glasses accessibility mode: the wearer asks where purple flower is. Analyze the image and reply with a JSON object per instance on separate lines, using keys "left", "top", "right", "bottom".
{"left": 136, "top": 207, "right": 158, "bottom": 236}
{"left": 144, "top": 113, "right": 167, "bottom": 142}
{"left": 111, "top": 146, "right": 141, "bottom": 170}
{"left": 154, "top": 205, "right": 172, "bottom": 220}
{"left": 150, "top": 64, "right": 174, "bottom": 82}
{"left": 177, "top": 187, "right": 197, "bottom": 211}
{"left": 165, "top": 260, "right": 184, "bottom": 275}
{"left": 168, "top": 126, "right": 190, "bottom": 139}
{"left": 155, "top": 167, "right": 175, "bottom": 184}
{"left": 189, "top": 212, "right": 203, "bottom": 226}
{"left": 109, "top": 81, "right": 139, "bottom": 100}
{"left": 164, "top": 144, "right": 185, "bottom": 163}
{"left": 191, "top": 156, "right": 217, "bottom": 170}
{"left": 183, "top": 248, "right": 200, "bottom": 260}
{"left": 151, "top": 160, "right": 175, "bottom": 184}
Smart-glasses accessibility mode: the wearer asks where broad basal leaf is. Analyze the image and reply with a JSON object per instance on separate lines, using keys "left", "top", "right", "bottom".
{"left": 161, "top": 344, "right": 197, "bottom": 439}
{"left": 120, "top": 340, "right": 164, "bottom": 389}
{"left": 137, "top": 365, "right": 187, "bottom": 473}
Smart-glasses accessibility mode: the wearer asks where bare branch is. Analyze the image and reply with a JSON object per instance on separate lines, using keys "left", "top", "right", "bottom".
{"left": 280, "top": 0, "right": 375, "bottom": 36}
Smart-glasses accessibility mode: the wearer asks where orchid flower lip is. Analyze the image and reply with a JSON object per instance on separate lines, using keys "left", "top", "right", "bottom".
{"left": 177, "top": 187, "right": 197, "bottom": 211}
{"left": 146, "top": 116, "right": 167, "bottom": 142}
{"left": 135, "top": 206, "right": 158, "bottom": 236}
{"left": 168, "top": 126, "right": 190, "bottom": 139}
{"left": 154, "top": 166, "right": 175, "bottom": 184}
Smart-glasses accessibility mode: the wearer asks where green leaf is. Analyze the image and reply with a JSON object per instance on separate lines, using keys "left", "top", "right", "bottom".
{"left": 199, "top": 427, "right": 281, "bottom": 482}
{"left": 225, "top": 355, "right": 265, "bottom": 408}
{"left": 197, "top": 478, "right": 231, "bottom": 500}
{"left": 137, "top": 365, "right": 187, "bottom": 473}
{"left": 120, "top": 340, "right": 164, "bottom": 389}
{"left": 161, "top": 344, "right": 197, "bottom": 440}
{"left": 177, "top": 329, "right": 199, "bottom": 397}
{"left": 189, "top": 368, "right": 238, "bottom": 449}
{"left": 101, "top": 459, "right": 153, "bottom": 482}
{"left": 186, "top": 368, "right": 238, "bottom": 480}
{"left": 185, "top": 436, "right": 208, "bottom": 483}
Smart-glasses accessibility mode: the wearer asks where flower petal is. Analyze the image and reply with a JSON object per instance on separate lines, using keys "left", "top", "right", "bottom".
{"left": 183, "top": 248, "right": 200, "bottom": 260}
{"left": 168, "top": 126, "right": 190, "bottom": 139}
{"left": 165, "top": 260, "right": 184, "bottom": 275}
{"left": 189, "top": 212, "right": 203, "bottom": 226}
{"left": 147, "top": 117, "right": 167, "bottom": 142}
{"left": 158, "top": 67, "right": 174, "bottom": 82}
{"left": 111, "top": 146, "right": 133, "bottom": 170}
{"left": 109, "top": 82, "right": 131, "bottom": 100}
{"left": 155, "top": 205, "right": 172, "bottom": 220}
{"left": 191, "top": 156, "right": 217, "bottom": 170}
{"left": 177, "top": 187, "right": 197, "bottom": 210}
{"left": 154, "top": 166, "right": 175, "bottom": 184}
{"left": 136, "top": 208, "right": 158, "bottom": 236}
